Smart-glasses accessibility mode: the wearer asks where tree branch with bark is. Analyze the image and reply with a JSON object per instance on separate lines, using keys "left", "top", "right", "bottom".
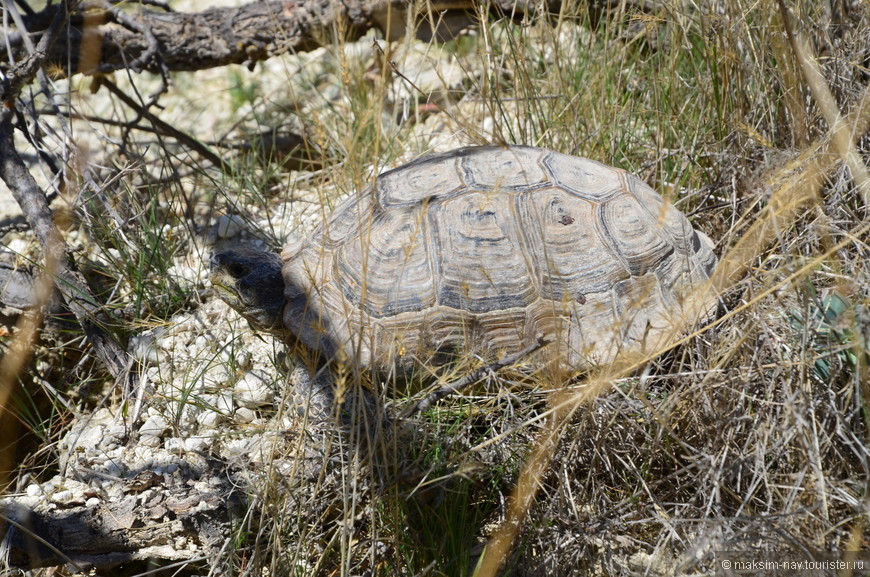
{"left": 1, "top": 0, "right": 562, "bottom": 77}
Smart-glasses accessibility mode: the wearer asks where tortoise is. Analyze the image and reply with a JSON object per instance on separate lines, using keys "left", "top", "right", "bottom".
{"left": 211, "top": 145, "right": 717, "bottom": 421}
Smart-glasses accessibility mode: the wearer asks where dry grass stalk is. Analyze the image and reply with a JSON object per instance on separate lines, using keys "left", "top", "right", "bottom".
{"left": 0, "top": 256, "right": 57, "bottom": 492}
{"left": 476, "top": 34, "right": 870, "bottom": 577}
{"left": 777, "top": 0, "right": 870, "bottom": 208}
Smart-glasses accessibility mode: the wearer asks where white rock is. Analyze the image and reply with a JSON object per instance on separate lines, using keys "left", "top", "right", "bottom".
{"left": 196, "top": 409, "right": 223, "bottom": 427}
{"left": 86, "top": 497, "right": 101, "bottom": 508}
{"left": 216, "top": 214, "right": 245, "bottom": 239}
{"left": 214, "top": 393, "right": 235, "bottom": 415}
{"left": 26, "top": 484, "right": 43, "bottom": 497}
{"left": 108, "top": 422, "right": 127, "bottom": 435}
{"left": 234, "top": 370, "right": 274, "bottom": 408}
{"left": 234, "top": 407, "right": 257, "bottom": 423}
{"left": 180, "top": 266, "right": 199, "bottom": 282}
{"left": 139, "top": 434, "right": 162, "bottom": 448}
{"left": 176, "top": 405, "right": 199, "bottom": 430}
{"left": 232, "top": 348, "right": 252, "bottom": 369}
{"left": 144, "top": 367, "right": 163, "bottom": 386}
{"left": 200, "top": 366, "right": 231, "bottom": 389}
{"left": 139, "top": 415, "right": 169, "bottom": 438}
{"left": 65, "top": 422, "right": 107, "bottom": 452}
{"left": 51, "top": 490, "right": 73, "bottom": 503}
{"left": 184, "top": 436, "right": 211, "bottom": 453}
{"left": 103, "top": 452, "right": 125, "bottom": 477}
{"left": 7, "top": 238, "right": 29, "bottom": 254}
{"left": 130, "top": 333, "right": 159, "bottom": 362}
{"left": 164, "top": 437, "right": 184, "bottom": 453}
{"left": 221, "top": 438, "right": 253, "bottom": 459}
{"left": 132, "top": 446, "right": 155, "bottom": 464}
{"left": 104, "top": 484, "right": 125, "bottom": 501}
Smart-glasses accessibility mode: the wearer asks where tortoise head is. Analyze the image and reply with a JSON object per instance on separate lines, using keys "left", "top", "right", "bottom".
{"left": 210, "top": 247, "right": 286, "bottom": 335}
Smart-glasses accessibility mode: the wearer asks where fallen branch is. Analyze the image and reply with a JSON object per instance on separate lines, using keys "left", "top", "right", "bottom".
{"left": 1, "top": 1, "right": 567, "bottom": 76}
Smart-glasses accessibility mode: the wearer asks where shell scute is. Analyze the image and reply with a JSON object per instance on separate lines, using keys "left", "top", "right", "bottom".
{"left": 431, "top": 191, "right": 536, "bottom": 313}
{"left": 600, "top": 192, "right": 674, "bottom": 276}
{"left": 624, "top": 173, "right": 697, "bottom": 247}
{"left": 611, "top": 273, "right": 673, "bottom": 350}
{"left": 461, "top": 146, "right": 549, "bottom": 191}
{"left": 376, "top": 150, "right": 465, "bottom": 207}
{"left": 322, "top": 191, "right": 376, "bottom": 247}
{"left": 543, "top": 151, "right": 624, "bottom": 201}
{"left": 335, "top": 207, "right": 435, "bottom": 319}
{"left": 516, "top": 188, "right": 629, "bottom": 300}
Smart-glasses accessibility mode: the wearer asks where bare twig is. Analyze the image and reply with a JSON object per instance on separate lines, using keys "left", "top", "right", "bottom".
{"left": 99, "top": 78, "right": 232, "bottom": 175}
{"left": 0, "top": 1, "right": 133, "bottom": 390}
{"left": 401, "top": 335, "right": 551, "bottom": 419}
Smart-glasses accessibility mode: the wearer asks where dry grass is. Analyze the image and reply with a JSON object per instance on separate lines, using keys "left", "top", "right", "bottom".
{"left": 2, "top": 0, "right": 869, "bottom": 575}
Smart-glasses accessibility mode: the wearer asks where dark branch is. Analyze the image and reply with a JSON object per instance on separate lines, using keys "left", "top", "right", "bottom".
{"left": 0, "top": 1, "right": 133, "bottom": 389}
{"left": 1, "top": 1, "right": 564, "bottom": 77}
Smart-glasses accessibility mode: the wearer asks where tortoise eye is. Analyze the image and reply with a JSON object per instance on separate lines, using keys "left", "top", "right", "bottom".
{"left": 226, "top": 262, "right": 249, "bottom": 279}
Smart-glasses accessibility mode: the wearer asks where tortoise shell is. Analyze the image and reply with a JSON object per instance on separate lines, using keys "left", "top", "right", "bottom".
{"left": 280, "top": 146, "right": 717, "bottom": 370}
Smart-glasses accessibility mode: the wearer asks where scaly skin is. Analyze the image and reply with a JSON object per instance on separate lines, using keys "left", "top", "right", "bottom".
{"left": 210, "top": 247, "right": 381, "bottom": 433}
{"left": 210, "top": 247, "right": 285, "bottom": 334}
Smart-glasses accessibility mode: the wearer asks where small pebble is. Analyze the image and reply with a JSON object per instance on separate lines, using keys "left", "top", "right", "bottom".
{"left": 232, "top": 348, "right": 252, "bottom": 369}
{"left": 164, "top": 438, "right": 184, "bottom": 453}
{"left": 130, "top": 333, "right": 159, "bottom": 363}
{"left": 139, "top": 415, "right": 169, "bottom": 439}
{"left": 216, "top": 214, "right": 245, "bottom": 239}
{"left": 184, "top": 436, "right": 211, "bottom": 453}
{"left": 180, "top": 267, "right": 198, "bottom": 282}
{"left": 214, "top": 393, "right": 235, "bottom": 415}
{"left": 197, "top": 409, "right": 223, "bottom": 427}
{"left": 7, "top": 238, "right": 29, "bottom": 254}
{"left": 139, "top": 434, "right": 162, "bottom": 448}
{"left": 132, "top": 446, "right": 155, "bottom": 465}
{"left": 234, "top": 407, "right": 257, "bottom": 423}
{"left": 101, "top": 452, "right": 125, "bottom": 475}
{"left": 201, "top": 366, "right": 231, "bottom": 389}
{"left": 234, "top": 370, "right": 274, "bottom": 408}
{"left": 51, "top": 490, "right": 73, "bottom": 503}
